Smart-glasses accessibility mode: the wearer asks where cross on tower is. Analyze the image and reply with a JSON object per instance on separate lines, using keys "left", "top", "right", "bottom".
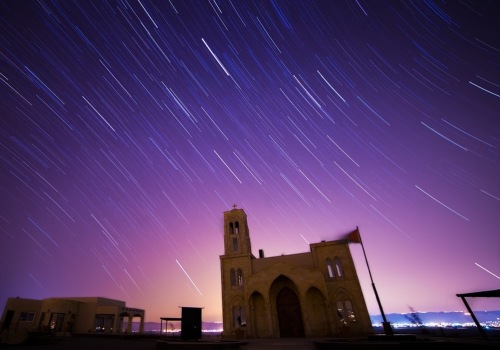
{"left": 232, "top": 203, "right": 237, "bottom": 209}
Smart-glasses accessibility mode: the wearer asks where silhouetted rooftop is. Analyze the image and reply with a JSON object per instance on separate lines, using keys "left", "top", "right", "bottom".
{"left": 456, "top": 289, "right": 500, "bottom": 298}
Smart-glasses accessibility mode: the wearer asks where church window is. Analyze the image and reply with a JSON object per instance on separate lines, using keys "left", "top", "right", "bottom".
{"left": 237, "top": 269, "right": 243, "bottom": 286}
{"left": 336, "top": 301, "right": 346, "bottom": 324}
{"left": 327, "top": 257, "right": 344, "bottom": 278}
{"left": 345, "top": 301, "right": 356, "bottom": 322}
{"left": 232, "top": 237, "right": 238, "bottom": 252}
{"left": 229, "top": 222, "right": 234, "bottom": 235}
{"left": 234, "top": 221, "right": 239, "bottom": 234}
{"left": 326, "top": 259, "right": 334, "bottom": 278}
{"left": 335, "top": 257, "right": 344, "bottom": 277}
{"left": 232, "top": 306, "right": 246, "bottom": 327}
{"left": 230, "top": 269, "right": 236, "bottom": 286}
{"left": 337, "top": 300, "right": 356, "bottom": 324}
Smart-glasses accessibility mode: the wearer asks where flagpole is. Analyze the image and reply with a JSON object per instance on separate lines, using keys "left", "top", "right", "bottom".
{"left": 357, "top": 226, "right": 394, "bottom": 335}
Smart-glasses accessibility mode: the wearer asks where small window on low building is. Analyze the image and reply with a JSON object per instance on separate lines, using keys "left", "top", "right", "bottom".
{"left": 49, "top": 313, "right": 65, "bottom": 331}
{"left": 19, "top": 312, "right": 35, "bottom": 322}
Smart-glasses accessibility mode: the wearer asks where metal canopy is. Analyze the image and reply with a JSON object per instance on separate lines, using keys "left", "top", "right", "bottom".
{"left": 456, "top": 289, "right": 500, "bottom": 298}
{"left": 456, "top": 289, "right": 500, "bottom": 339}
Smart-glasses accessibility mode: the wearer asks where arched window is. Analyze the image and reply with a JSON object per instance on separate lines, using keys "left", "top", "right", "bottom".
{"left": 336, "top": 301, "right": 346, "bottom": 324}
{"left": 230, "top": 269, "right": 236, "bottom": 286}
{"left": 334, "top": 257, "right": 344, "bottom": 277}
{"left": 234, "top": 221, "right": 239, "bottom": 234}
{"left": 232, "top": 306, "right": 246, "bottom": 327}
{"left": 337, "top": 300, "right": 356, "bottom": 324}
{"left": 232, "top": 237, "right": 238, "bottom": 252}
{"left": 326, "top": 258, "right": 334, "bottom": 278}
{"left": 229, "top": 222, "right": 234, "bottom": 235}
{"left": 237, "top": 269, "right": 243, "bottom": 286}
{"left": 345, "top": 301, "right": 356, "bottom": 322}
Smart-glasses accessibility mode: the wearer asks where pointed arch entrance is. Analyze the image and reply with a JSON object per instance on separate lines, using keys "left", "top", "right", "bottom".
{"left": 276, "top": 287, "right": 305, "bottom": 337}
{"left": 269, "top": 275, "right": 305, "bottom": 338}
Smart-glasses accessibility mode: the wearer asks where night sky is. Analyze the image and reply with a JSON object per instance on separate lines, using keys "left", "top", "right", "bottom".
{"left": 1, "top": 1, "right": 499, "bottom": 323}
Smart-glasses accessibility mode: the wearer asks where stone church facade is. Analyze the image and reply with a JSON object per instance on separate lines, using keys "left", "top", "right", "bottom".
{"left": 220, "top": 207, "right": 372, "bottom": 338}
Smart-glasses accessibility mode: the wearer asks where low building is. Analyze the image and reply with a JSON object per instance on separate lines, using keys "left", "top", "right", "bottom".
{"left": 220, "top": 207, "right": 373, "bottom": 338}
{"left": 0, "top": 296, "right": 144, "bottom": 344}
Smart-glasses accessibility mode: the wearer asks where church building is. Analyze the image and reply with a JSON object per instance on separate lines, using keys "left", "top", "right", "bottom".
{"left": 220, "top": 207, "right": 372, "bottom": 338}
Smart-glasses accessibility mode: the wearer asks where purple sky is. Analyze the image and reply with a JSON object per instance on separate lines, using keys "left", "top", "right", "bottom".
{"left": 1, "top": 1, "right": 499, "bottom": 323}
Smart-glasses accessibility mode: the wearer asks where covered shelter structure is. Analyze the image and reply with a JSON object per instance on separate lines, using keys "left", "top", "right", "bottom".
{"left": 456, "top": 289, "right": 500, "bottom": 339}
{"left": 160, "top": 307, "right": 202, "bottom": 340}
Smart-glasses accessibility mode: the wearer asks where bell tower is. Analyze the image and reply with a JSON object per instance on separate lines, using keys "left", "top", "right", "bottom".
{"left": 220, "top": 205, "right": 253, "bottom": 338}
{"left": 223, "top": 205, "right": 252, "bottom": 255}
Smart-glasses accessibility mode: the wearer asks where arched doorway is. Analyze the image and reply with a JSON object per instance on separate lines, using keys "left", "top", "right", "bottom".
{"left": 276, "top": 287, "right": 305, "bottom": 337}
{"left": 250, "top": 291, "right": 269, "bottom": 337}
{"left": 305, "top": 287, "right": 330, "bottom": 336}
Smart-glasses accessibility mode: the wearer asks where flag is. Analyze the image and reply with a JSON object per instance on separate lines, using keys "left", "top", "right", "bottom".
{"left": 344, "top": 227, "right": 361, "bottom": 244}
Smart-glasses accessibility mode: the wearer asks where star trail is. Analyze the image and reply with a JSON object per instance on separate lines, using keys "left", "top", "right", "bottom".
{"left": 1, "top": 1, "right": 499, "bottom": 322}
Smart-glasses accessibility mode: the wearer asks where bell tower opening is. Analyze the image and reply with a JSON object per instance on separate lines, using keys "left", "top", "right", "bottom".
{"left": 223, "top": 206, "right": 252, "bottom": 256}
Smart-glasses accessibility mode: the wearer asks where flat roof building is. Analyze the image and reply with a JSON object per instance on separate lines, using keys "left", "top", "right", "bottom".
{"left": 0, "top": 296, "right": 144, "bottom": 344}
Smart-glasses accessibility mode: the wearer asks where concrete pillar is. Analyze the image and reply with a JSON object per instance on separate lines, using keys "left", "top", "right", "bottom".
{"left": 139, "top": 316, "right": 144, "bottom": 334}
{"left": 127, "top": 315, "right": 132, "bottom": 333}
{"left": 113, "top": 314, "right": 119, "bottom": 334}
